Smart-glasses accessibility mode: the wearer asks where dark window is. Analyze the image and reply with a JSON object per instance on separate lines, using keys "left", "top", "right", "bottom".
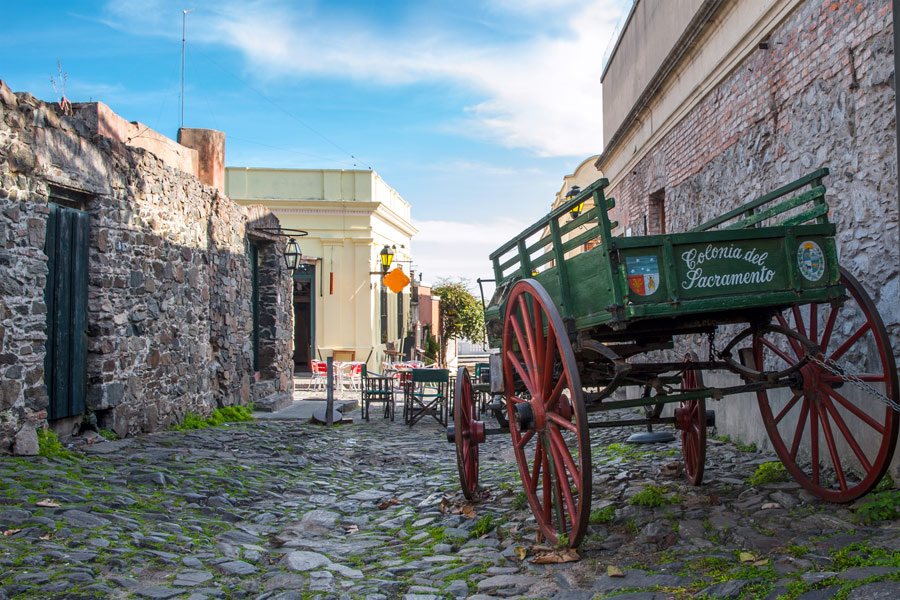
{"left": 648, "top": 188, "right": 665, "bottom": 235}
{"left": 249, "top": 243, "right": 260, "bottom": 371}
{"left": 380, "top": 285, "right": 388, "bottom": 343}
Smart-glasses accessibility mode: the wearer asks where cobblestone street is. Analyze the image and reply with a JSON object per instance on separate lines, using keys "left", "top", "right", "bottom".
{"left": 1, "top": 398, "right": 899, "bottom": 600}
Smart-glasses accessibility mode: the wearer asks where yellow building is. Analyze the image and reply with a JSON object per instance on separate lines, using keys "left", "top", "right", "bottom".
{"left": 225, "top": 168, "right": 417, "bottom": 372}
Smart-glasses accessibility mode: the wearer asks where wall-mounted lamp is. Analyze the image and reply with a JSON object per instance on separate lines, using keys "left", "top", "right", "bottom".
{"left": 566, "top": 185, "right": 584, "bottom": 218}
{"left": 248, "top": 227, "right": 309, "bottom": 271}
{"left": 380, "top": 245, "right": 395, "bottom": 273}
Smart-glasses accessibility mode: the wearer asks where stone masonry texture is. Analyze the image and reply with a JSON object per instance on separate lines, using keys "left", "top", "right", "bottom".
{"left": 609, "top": 0, "right": 898, "bottom": 353}
{"left": 0, "top": 80, "right": 293, "bottom": 452}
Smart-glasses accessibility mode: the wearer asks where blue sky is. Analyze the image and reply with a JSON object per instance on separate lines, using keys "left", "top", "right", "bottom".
{"left": 3, "top": 0, "right": 631, "bottom": 285}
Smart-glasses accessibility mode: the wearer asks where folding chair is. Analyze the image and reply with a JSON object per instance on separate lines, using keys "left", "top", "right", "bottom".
{"left": 360, "top": 365, "right": 395, "bottom": 421}
{"left": 405, "top": 368, "right": 450, "bottom": 427}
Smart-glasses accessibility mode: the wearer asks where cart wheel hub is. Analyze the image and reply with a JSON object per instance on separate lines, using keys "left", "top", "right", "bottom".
{"left": 472, "top": 420, "right": 486, "bottom": 444}
{"left": 800, "top": 358, "right": 825, "bottom": 401}
{"left": 515, "top": 402, "right": 535, "bottom": 431}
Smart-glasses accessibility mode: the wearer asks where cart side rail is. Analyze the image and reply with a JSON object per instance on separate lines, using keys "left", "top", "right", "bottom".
{"left": 489, "top": 177, "right": 616, "bottom": 287}
{"left": 691, "top": 167, "right": 830, "bottom": 232}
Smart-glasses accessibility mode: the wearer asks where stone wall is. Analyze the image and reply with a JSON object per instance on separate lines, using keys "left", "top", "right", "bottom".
{"left": 610, "top": 0, "right": 898, "bottom": 351}
{"left": 0, "top": 81, "right": 293, "bottom": 452}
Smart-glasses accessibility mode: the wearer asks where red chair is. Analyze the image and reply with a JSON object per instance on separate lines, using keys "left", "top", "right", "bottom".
{"left": 306, "top": 360, "right": 328, "bottom": 391}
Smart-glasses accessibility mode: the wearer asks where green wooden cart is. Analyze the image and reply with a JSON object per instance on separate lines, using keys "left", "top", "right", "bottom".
{"left": 450, "top": 168, "right": 899, "bottom": 549}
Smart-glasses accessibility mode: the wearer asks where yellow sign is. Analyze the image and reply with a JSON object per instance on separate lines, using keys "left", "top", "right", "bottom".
{"left": 383, "top": 268, "right": 410, "bottom": 293}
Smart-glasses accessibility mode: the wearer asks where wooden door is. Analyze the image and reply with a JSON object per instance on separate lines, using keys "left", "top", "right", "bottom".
{"left": 44, "top": 204, "right": 90, "bottom": 420}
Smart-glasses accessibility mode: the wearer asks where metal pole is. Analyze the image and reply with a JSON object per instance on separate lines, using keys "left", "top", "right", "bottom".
{"left": 326, "top": 356, "right": 334, "bottom": 426}
{"left": 181, "top": 9, "right": 194, "bottom": 129}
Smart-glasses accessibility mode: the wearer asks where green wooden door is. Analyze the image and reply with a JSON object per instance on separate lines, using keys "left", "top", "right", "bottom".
{"left": 44, "top": 204, "right": 90, "bottom": 420}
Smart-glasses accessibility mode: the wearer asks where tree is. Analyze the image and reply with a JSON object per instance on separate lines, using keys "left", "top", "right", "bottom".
{"left": 433, "top": 279, "right": 485, "bottom": 367}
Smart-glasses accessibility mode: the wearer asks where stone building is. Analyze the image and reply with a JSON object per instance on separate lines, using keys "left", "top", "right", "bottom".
{"left": 596, "top": 0, "right": 898, "bottom": 474}
{"left": 225, "top": 168, "right": 417, "bottom": 372}
{"left": 0, "top": 81, "right": 294, "bottom": 453}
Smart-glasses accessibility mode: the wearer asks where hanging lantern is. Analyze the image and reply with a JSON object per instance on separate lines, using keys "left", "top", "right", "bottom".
{"left": 566, "top": 185, "right": 583, "bottom": 218}
{"left": 283, "top": 238, "right": 303, "bottom": 271}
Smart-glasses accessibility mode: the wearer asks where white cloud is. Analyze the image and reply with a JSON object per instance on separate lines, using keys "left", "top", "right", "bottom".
{"left": 411, "top": 217, "right": 532, "bottom": 289}
{"left": 103, "top": 0, "right": 627, "bottom": 157}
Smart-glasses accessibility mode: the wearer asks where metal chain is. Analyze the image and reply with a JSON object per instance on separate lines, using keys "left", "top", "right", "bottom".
{"left": 809, "top": 354, "right": 900, "bottom": 413}
{"left": 707, "top": 330, "right": 717, "bottom": 362}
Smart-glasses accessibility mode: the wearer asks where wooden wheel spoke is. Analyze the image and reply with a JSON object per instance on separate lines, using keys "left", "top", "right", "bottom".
{"left": 761, "top": 335, "right": 800, "bottom": 366}
{"left": 506, "top": 349, "right": 534, "bottom": 395}
{"left": 517, "top": 428, "right": 535, "bottom": 450}
{"left": 548, "top": 411, "right": 577, "bottom": 432}
{"left": 816, "top": 402, "right": 847, "bottom": 491}
{"left": 510, "top": 315, "right": 536, "bottom": 385}
{"left": 547, "top": 436, "right": 577, "bottom": 527}
{"left": 776, "top": 314, "right": 804, "bottom": 358}
{"left": 809, "top": 303, "right": 818, "bottom": 347}
{"left": 790, "top": 398, "right": 810, "bottom": 460}
{"left": 822, "top": 397, "right": 872, "bottom": 473}
{"left": 517, "top": 296, "right": 539, "bottom": 375}
{"left": 826, "top": 387, "right": 886, "bottom": 434}
{"left": 533, "top": 303, "right": 546, "bottom": 376}
{"left": 549, "top": 427, "right": 582, "bottom": 494}
{"left": 819, "top": 306, "right": 838, "bottom": 353}
{"left": 792, "top": 306, "right": 808, "bottom": 340}
{"left": 829, "top": 322, "right": 871, "bottom": 363}
{"left": 810, "top": 404, "right": 820, "bottom": 485}
{"left": 541, "top": 326, "right": 557, "bottom": 398}
{"left": 774, "top": 393, "right": 802, "bottom": 425}
{"left": 541, "top": 445, "right": 552, "bottom": 522}
{"left": 529, "top": 438, "right": 543, "bottom": 489}
{"left": 546, "top": 375, "right": 567, "bottom": 412}
{"left": 823, "top": 373, "right": 886, "bottom": 383}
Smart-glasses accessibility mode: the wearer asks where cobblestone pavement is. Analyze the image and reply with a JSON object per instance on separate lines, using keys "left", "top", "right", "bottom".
{"left": 1, "top": 404, "right": 899, "bottom": 600}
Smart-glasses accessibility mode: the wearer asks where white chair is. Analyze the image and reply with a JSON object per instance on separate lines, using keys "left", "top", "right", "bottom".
{"left": 343, "top": 362, "right": 362, "bottom": 392}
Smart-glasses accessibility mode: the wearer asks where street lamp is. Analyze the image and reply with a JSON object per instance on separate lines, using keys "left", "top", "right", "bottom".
{"left": 282, "top": 237, "right": 303, "bottom": 271}
{"left": 380, "top": 245, "right": 395, "bottom": 273}
{"left": 566, "top": 185, "right": 583, "bottom": 218}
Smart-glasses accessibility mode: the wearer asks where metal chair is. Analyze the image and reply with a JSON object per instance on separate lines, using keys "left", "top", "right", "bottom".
{"left": 405, "top": 368, "right": 450, "bottom": 427}
{"left": 360, "top": 365, "right": 395, "bottom": 421}
{"left": 343, "top": 362, "right": 362, "bottom": 392}
{"left": 306, "top": 360, "right": 328, "bottom": 391}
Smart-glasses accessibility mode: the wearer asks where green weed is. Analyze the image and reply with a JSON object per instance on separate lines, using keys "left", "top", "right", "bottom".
{"left": 748, "top": 461, "right": 788, "bottom": 487}
{"left": 590, "top": 505, "right": 616, "bottom": 524}
{"left": 171, "top": 404, "right": 255, "bottom": 431}
{"left": 629, "top": 485, "right": 681, "bottom": 508}
{"left": 37, "top": 429, "right": 76, "bottom": 460}
{"left": 472, "top": 514, "right": 496, "bottom": 537}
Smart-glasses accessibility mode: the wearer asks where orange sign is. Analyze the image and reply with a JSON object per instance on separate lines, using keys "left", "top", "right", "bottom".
{"left": 383, "top": 268, "right": 410, "bottom": 293}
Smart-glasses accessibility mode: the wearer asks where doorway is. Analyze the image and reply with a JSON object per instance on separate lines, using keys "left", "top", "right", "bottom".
{"left": 293, "top": 266, "right": 315, "bottom": 372}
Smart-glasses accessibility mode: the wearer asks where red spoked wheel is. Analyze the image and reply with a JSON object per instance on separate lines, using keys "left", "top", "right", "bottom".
{"left": 754, "top": 268, "right": 899, "bottom": 502}
{"left": 455, "top": 367, "right": 485, "bottom": 500}
{"left": 503, "top": 279, "right": 591, "bottom": 548}
{"left": 675, "top": 352, "right": 706, "bottom": 486}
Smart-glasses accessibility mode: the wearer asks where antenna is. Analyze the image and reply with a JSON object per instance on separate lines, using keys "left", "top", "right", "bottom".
{"left": 181, "top": 8, "right": 195, "bottom": 129}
